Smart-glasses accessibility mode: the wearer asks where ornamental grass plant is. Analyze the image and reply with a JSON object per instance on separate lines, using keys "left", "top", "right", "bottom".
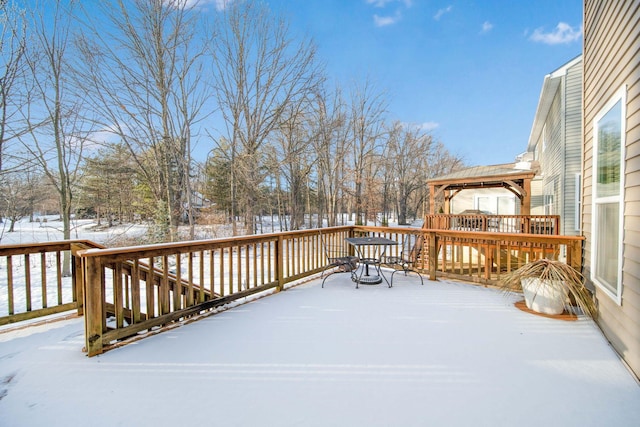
{"left": 500, "top": 258, "right": 597, "bottom": 319}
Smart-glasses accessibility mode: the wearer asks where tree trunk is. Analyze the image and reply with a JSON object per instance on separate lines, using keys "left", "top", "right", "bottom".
{"left": 61, "top": 195, "right": 72, "bottom": 276}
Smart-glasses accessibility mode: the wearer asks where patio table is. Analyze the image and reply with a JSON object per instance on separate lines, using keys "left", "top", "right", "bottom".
{"left": 345, "top": 236, "right": 398, "bottom": 288}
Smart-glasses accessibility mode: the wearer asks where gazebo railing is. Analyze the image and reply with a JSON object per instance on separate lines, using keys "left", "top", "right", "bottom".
{"left": 424, "top": 214, "right": 560, "bottom": 235}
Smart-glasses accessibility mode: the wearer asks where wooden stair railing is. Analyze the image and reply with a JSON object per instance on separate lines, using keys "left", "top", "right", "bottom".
{"left": 102, "top": 258, "right": 221, "bottom": 327}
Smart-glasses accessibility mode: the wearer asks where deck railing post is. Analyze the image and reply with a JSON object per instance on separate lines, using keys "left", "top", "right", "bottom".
{"left": 70, "top": 243, "right": 87, "bottom": 316}
{"left": 569, "top": 239, "right": 583, "bottom": 271}
{"left": 276, "top": 235, "right": 285, "bottom": 292}
{"left": 429, "top": 231, "right": 437, "bottom": 281}
{"left": 83, "top": 254, "right": 104, "bottom": 356}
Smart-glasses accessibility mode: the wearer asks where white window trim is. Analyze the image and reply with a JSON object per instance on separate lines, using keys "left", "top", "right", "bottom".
{"left": 590, "top": 85, "right": 626, "bottom": 305}
{"left": 543, "top": 181, "right": 554, "bottom": 216}
{"left": 575, "top": 173, "right": 582, "bottom": 232}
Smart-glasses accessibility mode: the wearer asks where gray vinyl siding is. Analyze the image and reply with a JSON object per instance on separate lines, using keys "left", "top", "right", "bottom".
{"left": 542, "top": 91, "right": 563, "bottom": 219}
{"left": 583, "top": 0, "right": 640, "bottom": 379}
{"left": 530, "top": 177, "right": 544, "bottom": 214}
{"left": 564, "top": 64, "right": 582, "bottom": 234}
{"left": 537, "top": 60, "right": 582, "bottom": 236}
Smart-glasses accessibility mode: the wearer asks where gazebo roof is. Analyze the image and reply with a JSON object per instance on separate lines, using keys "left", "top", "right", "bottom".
{"left": 428, "top": 162, "right": 537, "bottom": 187}
{"left": 427, "top": 162, "right": 538, "bottom": 214}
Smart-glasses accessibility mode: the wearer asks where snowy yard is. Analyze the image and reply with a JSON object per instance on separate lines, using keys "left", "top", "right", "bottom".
{"left": 1, "top": 274, "right": 639, "bottom": 427}
{"left": 0, "top": 217, "right": 150, "bottom": 247}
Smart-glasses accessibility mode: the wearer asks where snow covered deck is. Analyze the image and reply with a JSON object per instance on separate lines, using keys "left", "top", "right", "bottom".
{"left": 1, "top": 274, "right": 639, "bottom": 426}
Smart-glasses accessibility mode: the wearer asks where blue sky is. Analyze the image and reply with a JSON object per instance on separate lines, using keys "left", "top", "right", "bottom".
{"left": 257, "top": 0, "right": 583, "bottom": 166}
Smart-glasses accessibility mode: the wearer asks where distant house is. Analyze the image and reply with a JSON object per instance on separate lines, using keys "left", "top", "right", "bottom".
{"left": 582, "top": 1, "right": 640, "bottom": 378}
{"left": 182, "top": 191, "right": 213, "bottom": 222}
{"left": 527, "top": 55, "right": 583, "bottom": 236}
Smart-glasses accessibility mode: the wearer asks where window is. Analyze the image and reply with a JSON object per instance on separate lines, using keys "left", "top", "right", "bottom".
{"left": 497, "top": 196, "right": 515, "bottom": 215}
{"left": 477, "top": 197, "right": 492, "bottom": 213}
{"left": 591, "top": 86, "right": 625, "bottom": 303}
{"left": 474, "top": 195, "right": 517, "bottom": 215}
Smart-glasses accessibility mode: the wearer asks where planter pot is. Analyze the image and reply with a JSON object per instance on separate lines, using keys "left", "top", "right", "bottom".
{"left": 521, "top": 277, "right": 568, "bottom": 315}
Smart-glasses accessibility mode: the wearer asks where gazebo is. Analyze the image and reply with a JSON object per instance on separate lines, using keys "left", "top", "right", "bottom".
{"left": 428, "top": 162, "right": 538, "bottom": 215}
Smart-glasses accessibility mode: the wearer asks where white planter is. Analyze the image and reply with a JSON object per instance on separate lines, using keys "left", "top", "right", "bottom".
{"left": 521, "top": 277, "right": 568, "bottom": 315}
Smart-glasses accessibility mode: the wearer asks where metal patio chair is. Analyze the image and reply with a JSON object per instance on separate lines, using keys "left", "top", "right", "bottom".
{"left": 383, "top": 233, "right": 424, "bottom": 286}
{"left": 319, "top": 232, "right": 359, "bottom": 287}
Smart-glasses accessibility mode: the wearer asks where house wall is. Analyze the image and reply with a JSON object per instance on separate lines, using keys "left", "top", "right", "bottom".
{"left": 529, "top": 59, "right": 582, "bottom": 235}
{"left": 541, "top": 84, "right": 563, "bottom": 217}
{"left": 583, "top": 0, "right": 640, "bottom": 378}
{"left": 534, "top": 61, "right": 583, "bottom": 236}
{"left": 530, "top": 177, "right": 544, "bottom": 215}
{"left": 449, "top": 188, "right": 518, "bottom": 214}
{"left": 564, "top": 63, "right": 583, "bottom": 234}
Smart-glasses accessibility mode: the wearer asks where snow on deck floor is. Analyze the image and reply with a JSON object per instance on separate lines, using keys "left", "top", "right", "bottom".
{"left": 1, "top": 275, "right": 639, "bottom": 427}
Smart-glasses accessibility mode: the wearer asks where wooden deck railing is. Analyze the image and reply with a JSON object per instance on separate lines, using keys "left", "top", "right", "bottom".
{"left": 77, "top": 228, "right": 358, "bottom": 356}
{"left": 0, "top": 225, "right": 583, "bottom": 356}
{"left": 424, "top": 214, "right": 561, "bottom": 235}
{"left": 351, "top": 226, "right": 582, "bottom": 285}
{"left": 0, "top": 240, "right": 103, "bottom": 326}
{"left": 423, "top": 230, "right": 583, "bottom": 284}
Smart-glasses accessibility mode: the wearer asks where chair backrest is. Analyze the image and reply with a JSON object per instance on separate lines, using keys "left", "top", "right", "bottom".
{"left": 319, "top": 231, "right": 347, "bottom": 260}
{"left": 403, "top": 233, "right": 424, "bottom": 261}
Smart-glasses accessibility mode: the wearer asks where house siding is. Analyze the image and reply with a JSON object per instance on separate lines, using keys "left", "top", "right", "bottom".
{"left": 533, "top": 59, "right": 583, "bottom": 236}
{"left": 564, "top": 64, "right": 583, "bottom": 234}
{"left": 530, "top": 177, "right": 544, "bottom": 214}
{"left": 583, "top": 0, "right": 640, "bottom": 378}
{"left": 543, "top": 89, "right": 563, "bottom": 220}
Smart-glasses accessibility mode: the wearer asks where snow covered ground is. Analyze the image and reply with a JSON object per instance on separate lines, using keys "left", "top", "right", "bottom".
{"left": 0, "top": 217, "right": 150, "bottom": 246}
{"left": 1, "top": 274, "right": 639, "bottom": 426}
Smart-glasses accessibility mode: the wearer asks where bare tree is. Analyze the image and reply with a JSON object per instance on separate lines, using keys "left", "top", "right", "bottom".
{"left": 386, "top": 121, "right": 435, "bottom": 224}
{"left": 310, "top": 87, "right": 349, "bottom": 227}
{"left": 20, "top": 1, "right": 87, "bottom": 275}
{"left": 0, "top": 0, "right": 32, "bottom": 172}
{"left": 421, "top": 141, "right": 464, "bottom": 215}
{"left": 365, "top": 151, "right": 387, "bottom": 225}
{"left": 76, "top": 0, "right": 210, "bottom": 242}
{"left": 348, "top": 80, "right": 387, "bottom": 225}
{"left": 0, "top": 174, "right": 26, "bottom": 231}
{"left": 0, "top": 165, "right": 45, "bottom": 233}
{"left": 211, "top": 0, "right": 321, "bottom": 235}
{"left": 272, "top": 97, "right": 318, "bottom": 230}
{"left": 260, "top": 147, "right": 282, "bottom": 231}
